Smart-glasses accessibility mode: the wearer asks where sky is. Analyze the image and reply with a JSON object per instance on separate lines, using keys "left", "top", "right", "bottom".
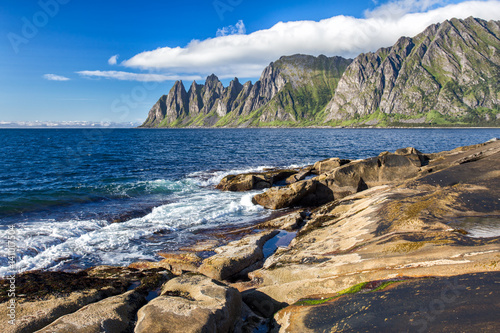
{"left": 1, "top": 0, "right": 500, "bottom": 123}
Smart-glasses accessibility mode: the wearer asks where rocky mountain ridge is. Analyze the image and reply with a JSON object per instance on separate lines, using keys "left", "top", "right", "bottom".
{"left": 141, "top": 17, "right": 500, "bottom": 128}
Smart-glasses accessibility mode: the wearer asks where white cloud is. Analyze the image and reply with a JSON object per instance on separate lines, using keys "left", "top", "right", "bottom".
{"left": 43, "top": 74, "right": 70, "bottom": 81}
{"left": 365, "top": 0, "right": 448, "bottom": 19}
{"left": 216, "top": 20, "right": 246, "bottom": 37}
{"left": 108, "top": 55, "right": 119, "bottom": 65}
{"left": 122, "top": 1, "right": 500, "bottom": 79}
{"left": 77, "top": 70, "right": 202, "bottom": 82}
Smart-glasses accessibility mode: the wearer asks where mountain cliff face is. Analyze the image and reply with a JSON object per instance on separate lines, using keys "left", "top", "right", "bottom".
{"left": 141, "top": 17, "right": 500, "bottom": 128}
{"left": 325, "top": 17, "right": 500, "bottom": 125}
{"left": 141, "top": 55, "right": 352, "bottom": 127}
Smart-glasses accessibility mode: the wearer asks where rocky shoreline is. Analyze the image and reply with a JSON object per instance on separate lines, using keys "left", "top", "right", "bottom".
{"left": 2, "top": 139, "right": 500, "bottom": 332}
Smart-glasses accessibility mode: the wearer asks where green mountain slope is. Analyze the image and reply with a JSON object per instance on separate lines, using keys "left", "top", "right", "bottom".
{"left": 141, "top": 17, "right": 500, "bottom": 128}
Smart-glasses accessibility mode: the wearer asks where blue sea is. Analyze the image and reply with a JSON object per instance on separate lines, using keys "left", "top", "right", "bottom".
{"left": 1, "top": 128, "right": 499, "bottom": 276}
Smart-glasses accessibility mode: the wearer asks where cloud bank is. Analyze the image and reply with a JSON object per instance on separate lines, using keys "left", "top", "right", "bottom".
{"left": 121, "top": 0, "right": 500, "bottom": 79}
{"left": 43, "top": 74, "right": 70, "bottom": 81}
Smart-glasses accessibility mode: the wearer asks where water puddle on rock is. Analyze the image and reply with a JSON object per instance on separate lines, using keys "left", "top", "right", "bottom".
{"left": 448, "top": 216, "right": 500, "bottom": 238}
{"left": 263, "top": 230, "right": 297, "bottom": 258}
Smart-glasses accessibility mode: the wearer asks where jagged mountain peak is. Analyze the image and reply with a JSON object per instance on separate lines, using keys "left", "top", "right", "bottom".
{"left": 141, "top": 17, "right": 500, "bottom": 128}
{"left": 205, "top": 74, "right": 221, "bottom": 84}
{"left": 325, "top": 17, "right": 500, "bottom": 123}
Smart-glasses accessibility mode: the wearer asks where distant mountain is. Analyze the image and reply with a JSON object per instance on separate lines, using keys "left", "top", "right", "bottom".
{"left": 141, "top": 17, "right": 500, "bottom": 128}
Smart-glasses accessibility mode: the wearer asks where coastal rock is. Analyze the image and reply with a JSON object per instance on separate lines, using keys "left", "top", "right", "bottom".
{"left": 252, "top": 180, "right": 318, "bottom": 210}
{"left": 156, "top": 252, "right": 203, "bottom": 275}
{"left": 0, "top": 267, "right": 174, "bottom": 333}
{"left": 37, "top": 290, "right": 146, "bottom": 333}
{"left": 0, "top": 270, "right": 130, "bottom": 333}
{"left": 128, "top": 260, "right": 173, "bottom": 271}
{"left": 245, "top": 140, "right": 500, "bottom": 307}
{"left": 285, "top": 166, "right": 313, "bottom": 184}
{"left": 199, "top": 230, "right": 279, "bottom": 280}
{"left": 253, "top": 152, "right": 422, "bottom": 209}
{"left": 241, "top": 289, "right": 289, "bottom": 319}
{"left": 134, "top": 274, "right": 242, "bottom": 333}
{"left": 233, "top": 302, "right": 268, "bottom": 333}
{"left": 331, "top": 152, "right": 422, "bottom": 186}
{"left": 275, "top": 272, "right": 500, "bottom": 332}
{"left": 216, "top": 169, "right": 298, "bottom": 192}
{"left": 1, "top": 288, "right": 123, "bottom": 333}
{"left": 312, "top": 158, "right": 350, "bottom": 174}
{"left": 256, "top": 211, "right": 306, "bottom": 231}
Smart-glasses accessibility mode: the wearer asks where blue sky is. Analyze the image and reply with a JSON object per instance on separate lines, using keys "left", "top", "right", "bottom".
{"left": 1, "top": 0, "right": 499, "bottom": 123}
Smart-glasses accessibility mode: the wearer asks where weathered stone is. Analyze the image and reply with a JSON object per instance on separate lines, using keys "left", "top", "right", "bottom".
{"left": 256, "top": 211, "right": 305, "bottom": 231}
{"left": 128, "top": 260, "right": 172, "bottom": 271}
{"left": 234, "top": 302, "right": 268, "bottom": 333}
{"left": 156, "top": 252, "right": 203, "bottom": 275}
{"left": 275, "top": 272, "right": 500, "bottom": 333}
{"left": 285, "top": 166, "right": 313, "bottom": 184}
{"left": 37, "top": 290, "right": 147, "bottom": 333}
{"left": 0, "top": 270, "right": 131, "bottom": 333}
{"left": 216, "top": 169, "right": 298, "bottom": 192}
{"left": 134, "top": 274, "right": 242, "bottom": 333}
{"left": 1, "top": 287, "right": 123, "bottom": 333}
{"left": 245, "top": 140, "right": 500, "bottom": 305}
{"left": 241, "top": 289, "right": 288, "bottom": 319}
{"left": 312, "top": 158, "right": 350, "bottom": 174}
{"left": 253, "top": 152, "right": 422, "bottom": 210}
{"left": 252, "top": 180, "right": 317, "bottom": 209}
{"left": 199, "top": 230, "right": 279, "bottom": 280}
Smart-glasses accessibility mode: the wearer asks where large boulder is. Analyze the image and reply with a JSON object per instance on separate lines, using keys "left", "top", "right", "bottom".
{"left": 312, "top": 158, "right": 350, "bottom": 174}
{"left": 199, "top": 230, "right": 279, "bottom": 280}
{"left": 252, "top": 180, "right": 318, "bottom": 210}
{"left": 134, "top": 274, "right": 242, "bottom": 333}
{"left": 37, "top": 290, "right": 147, "bottom": 333}
{"left": 253, "top": 152, "right": 423, "bottom": 209}
{"left": 285, "top": 166, "right": 313, "bottom": 184}
{"left": 216, "top": 169, "right": 297, "bottom": 191}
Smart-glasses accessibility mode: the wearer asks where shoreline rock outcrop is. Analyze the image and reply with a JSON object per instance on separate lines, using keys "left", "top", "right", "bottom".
{"left": 1, "top": 139, "right": 499, "bottom": 332}
{"left": 216, "top": 169, "right": 299, "bottom": 192}
{"left": 135, "top": 274, "right": 242, "bottom": 333}
{"left": 251, "top": 148, "right": 426, "bottom": 209}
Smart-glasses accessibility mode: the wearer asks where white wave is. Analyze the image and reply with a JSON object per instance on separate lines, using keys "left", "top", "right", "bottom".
{"left": 102, "top": 178, "right": 198, "bottom": 197}
{"left": 0, "top": 184, "right": 269, "bottom": 277}
{"left": 187, "top": 165, "right": 274, "bottom": 187}
{"left": 187, "top": 162, "right": 309, "bottom": 187}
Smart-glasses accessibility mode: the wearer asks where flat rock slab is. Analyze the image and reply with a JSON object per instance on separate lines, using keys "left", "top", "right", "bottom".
{"left": 37, "top": 290, "right": 146, "bottom": 333}
{"left": 275, "top": 272, "right": 500, "bottom": 333}
{"left": 134, "top": 274, "right": 242, "bottom": 333}
{"left": 0, "top": 270, "right": 131, "bottom": 333}
{"left": 199, "top": 230, "right": 279, "bottom": 280}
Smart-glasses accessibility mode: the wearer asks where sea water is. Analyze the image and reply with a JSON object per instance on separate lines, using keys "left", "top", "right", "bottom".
{"left": 1, "top": 128, "right": 499, "bottom": 276}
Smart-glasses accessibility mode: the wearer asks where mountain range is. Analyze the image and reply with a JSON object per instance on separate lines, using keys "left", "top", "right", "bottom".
{"left": 141, "top": 17, "right": 500, "bottom": 128}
